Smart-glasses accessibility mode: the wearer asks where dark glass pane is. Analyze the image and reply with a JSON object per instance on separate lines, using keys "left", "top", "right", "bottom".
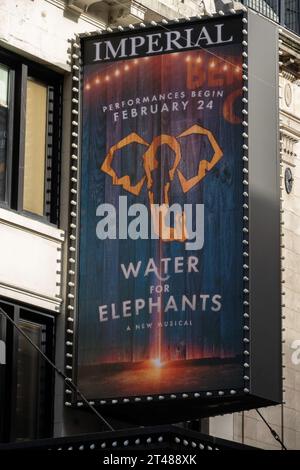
{"left": 0, "top": 314, "right": 5, "bottom": 439}
{"left": 285, "top": 0, "right": 300, "bottom": 34}
{"left": 0, "top": 65, "right": 9, "bottom": 202}
{"left": 15, "top": 320, "right": 47, "bottom": 441}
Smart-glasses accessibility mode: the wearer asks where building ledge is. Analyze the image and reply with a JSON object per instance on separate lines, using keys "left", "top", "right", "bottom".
{"left": 0, "top": 207, "right": 64, "bottom": 243}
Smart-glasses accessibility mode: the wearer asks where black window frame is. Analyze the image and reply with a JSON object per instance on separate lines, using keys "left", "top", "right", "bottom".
{"left": 0, "top": 47, "right": 63, "bottom": 226}
{"left": 0, "top": 63, "right": 14, "bottom": 207}
{"left": 0, "top": 299, "right": 55, "bottom": 443}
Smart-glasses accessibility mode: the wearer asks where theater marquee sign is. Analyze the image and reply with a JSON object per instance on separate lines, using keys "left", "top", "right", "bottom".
{"left": 66, "top": 12, "right": 282, "bottom": 421}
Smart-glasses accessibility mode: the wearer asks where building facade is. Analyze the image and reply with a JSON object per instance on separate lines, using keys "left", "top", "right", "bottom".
{"left": 0, "top": 0, "right": 299, "bottom": 449}
{"left": 211, "top": 3, "right": 300, "bottom": 449}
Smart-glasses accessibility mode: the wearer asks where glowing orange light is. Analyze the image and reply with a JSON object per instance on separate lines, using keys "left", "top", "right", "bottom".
{"left": 209, "top": 61, "right": 216, "bottom": 68}
{"left": 85, "top": 83, "right": 91, "bottom": 90}
{"left": 223, "top": 64, "right": 228, "bottom": 71}
{"left": 105, "top": 75, "right": 110, "bottom": 81}
{"left": 134, "top": 59, "right": 138, "bottom": 65}
{"left": 124, "top": 64, "right": 129, "bottom": 71}
{"left": 185, "top": 55, "right": 191, "bottom": 62}
{"left": 95, "top": 77, "right": 100, "bottom": 84}
{"left": 115, "top": 69, "right": 120, "bottom": 76}
{"left": 196, "top": 56, "right": 202, "bottom": 64}
{"left": 235, "top": 66, "right": 241, "bottom": 73}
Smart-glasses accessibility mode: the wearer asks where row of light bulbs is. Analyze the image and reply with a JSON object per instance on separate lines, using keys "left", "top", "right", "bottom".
{"left": 85, "top": 56, "right": 242, "bottom": 90}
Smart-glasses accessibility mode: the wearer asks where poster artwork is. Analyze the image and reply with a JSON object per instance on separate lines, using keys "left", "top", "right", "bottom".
{"left": 78, "top": 17, "right": 244, "bottom": 399}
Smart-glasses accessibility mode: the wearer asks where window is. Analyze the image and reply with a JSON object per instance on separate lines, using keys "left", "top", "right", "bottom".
{"left": 23, "top": 79, "right": 48, "bottom": 216}
{"left": 0, "top": 311, "right": 6, "bottom": 440}
{"left": 0, "top": 48, "right": 62, "bottom": 225}
{"left": 15, "top": 319, "right": 49, "bottom": 440}
{"left": 285, "top": 0, "right": 300, "bottom": 35}
{"left": 243, "top": 0, "right": 280, "bottom": 21}
{"left": 0, "top": 65, "right": 11, "bottom": 204}
{"left": 0, "top": 301, "right": 55, "bottom": 442}
{"left": 243, "top": 0, "right": 300, "bottom": 35}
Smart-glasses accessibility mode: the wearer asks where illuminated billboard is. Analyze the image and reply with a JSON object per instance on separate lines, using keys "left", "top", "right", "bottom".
{"left": 66, "top": 11, "right": 282, "bottom": 421}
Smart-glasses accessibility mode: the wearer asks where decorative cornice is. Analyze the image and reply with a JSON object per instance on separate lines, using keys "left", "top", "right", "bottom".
{"left": 46, "top": 0, "right": 106, "bottom": 28}
{"left": 281, "top": 70, "right": 299, "bottom": 83}
{"left": 279, "top": 119, "right": 300, "bottom": 141}
{"left": 0, "top": 282, "right": 62, "bottom": 310}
